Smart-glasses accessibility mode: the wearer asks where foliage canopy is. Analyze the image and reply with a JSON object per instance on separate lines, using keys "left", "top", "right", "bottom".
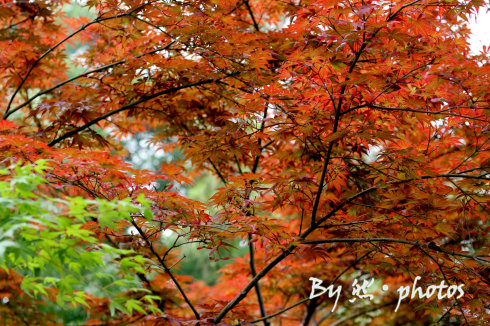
{"left": 0, "top": 0, "right": 489, "bottom": 324}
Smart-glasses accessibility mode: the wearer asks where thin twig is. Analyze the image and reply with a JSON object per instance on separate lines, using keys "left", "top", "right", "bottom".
{"left": 130, "top": 219, "right": 201, "bottom": 321}
{"left": 302, "top": 238, "right": 489, "bottom": 263}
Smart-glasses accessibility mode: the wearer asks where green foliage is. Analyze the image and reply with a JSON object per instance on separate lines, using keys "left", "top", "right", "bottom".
{"left": 0, "top": 161, "right": 158, "bottom": 319}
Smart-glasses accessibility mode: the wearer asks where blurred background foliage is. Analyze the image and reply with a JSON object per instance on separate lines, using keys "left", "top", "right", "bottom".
{"left": 121, "top": 131, "right": 248, "bottom": 286}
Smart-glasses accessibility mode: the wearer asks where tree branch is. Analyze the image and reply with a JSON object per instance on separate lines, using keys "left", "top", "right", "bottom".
{"left": 244, "top": 0, "right": 260, "bottom": 32}
{"left": 4, "top": 0, "right": 159, "bottom": 116}
{"left": 341, "top": 104, "right": 489, "bottom": 123}
{"left": 130, "top": 219, "right": 201, "bottom": 321}
{"left": 250, "top": 251, "right": 372, "bottom": 324}
{"left": 251, "top": 297, "right": 310, "bottom": 324}
{"left": 302, "top": 238, "right": 489, "bottom": 263}
{"left": 47, "top": 75, "right": 236, "bottom": 147}
{"left": 213, "top": 172, "right": 489, "bottom": 322}
{"left": 247, "top": 104, "right": 270, "bottom": 325}
{"left": 387, "top": 0, "right": 424, "bottom": 21}
{"left": 4, "top": 43, "right": 175, "bottom": 119}
{"left": 310, "top": 115, "right": 339, "bottom": 225}
{"left": 213, "top": 185, "right": 375, "bottom": 323}
{"left": 418, "top": 247, "right": 469, "bottom": 323}
{"left": 248, "top": 233, "right": 270, "bottom": 326}
{"left": 310, "top": 17, "right": 375, "bottom": 225}
{"left": 208, "top": 158, "right": 228, "bottom": 184}
{"left": 204, "top": 103, "right": 270, "bottom": 324}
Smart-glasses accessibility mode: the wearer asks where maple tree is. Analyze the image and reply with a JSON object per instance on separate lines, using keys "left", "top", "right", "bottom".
{"left": 0, "top": 0, "right": 489, "bottom": 324}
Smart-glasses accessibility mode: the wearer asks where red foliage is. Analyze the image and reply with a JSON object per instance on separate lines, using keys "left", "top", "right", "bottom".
{"left": 0, "top": 0, "right": 488, "bottom": 325}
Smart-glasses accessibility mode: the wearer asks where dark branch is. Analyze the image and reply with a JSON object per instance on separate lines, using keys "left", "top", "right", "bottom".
{"left": 213, "top": 172, "right": 489, "bottom": 322}
{"left": 310, "top": 17, "right": 376, "bottom": 225}
{"left": 4, "top": 43, "right": 175, "bottom": 119}
{"left": 302, "top": 238, "right": 489, "bottom": 263}
{"left": 208, "top": 158, "right": 228, "bottom": 184}
{"left": 248, "top": 105, "right": 270, "bottom": 325}
{"left": 251, "top": 297, "right": 310, "bottom": 324}
{"left": 48, "top": 75, "right": 236, "bottom": 147}
{"left": 250, "top": 251, "right": 372, "bottom": 324}
{"left": 244, "top": 0, "right": 260, "bottom": 32}
{"left": 4, "top": 0, "right": 159, "bottom": 116}
{"left": 341, "top": 104, "right": 489, "bottom": 123}
{"left": 249, "top": 233, "right": 269, "bottom": 326}
{"left": 387, "top": 0, "right": 424, "bottom": 21}
{"left": 130, "top": 219, "right": 201, "bottom": 320}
